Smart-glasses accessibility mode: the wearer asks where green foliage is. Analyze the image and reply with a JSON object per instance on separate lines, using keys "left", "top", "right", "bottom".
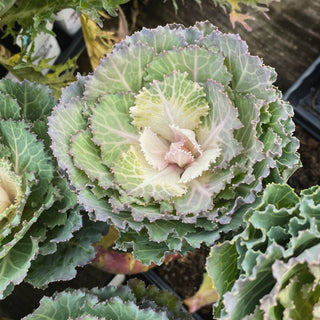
{"left": 0, "top": 0, "right": 129, "bottom": 94}
{"left": 207, "top": 184, "right": 320, "bottom": 319}
{"left": 22, "top": 278, "right": 191, "bottom": 320}
{"left": 0, "top": 79, "right": 108, "bottom": 298}
{"left": 49, "top": 22, "right": 300, "bottom": 265}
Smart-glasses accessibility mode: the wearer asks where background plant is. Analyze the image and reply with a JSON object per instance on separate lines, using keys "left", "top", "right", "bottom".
{"left": 22, "top": 278, "right": 191, "bottom": 320}
{"left": 207, "top": 183, "right": 320, "bottom": 319}
{"left": 0, "top": 79, "right": 108, "bottom": 299}
{"left": 0, "top": 0, "right": 130, "bottom": 96}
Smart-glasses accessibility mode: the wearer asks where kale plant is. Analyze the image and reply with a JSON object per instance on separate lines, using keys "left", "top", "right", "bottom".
{"left": 48, "top": 21, "right": 300, "bottom": 266}
{"left": 0, "top": 79, "right": 107, "bottom": 298}
{"left": 22, "top": 278, "right": 191, "bottom": 320}
{"left": 207, "top": 183, "right": 320, "bottom": 319}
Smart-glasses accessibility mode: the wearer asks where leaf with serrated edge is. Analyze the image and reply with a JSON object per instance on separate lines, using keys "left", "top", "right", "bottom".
{"left": 85, "top": 42, "right": 154, "bottom": 101}
{"left": 131, "top": 71, "right": 209, "bottom": 141}
{"left": 0, "top": 94, "right": 20, "bottom": 120}
{"left": 0, "top": 79, "right": 56, "bottom": 121}
{"left": 70, "top": 130, "right": 113, "bottom": 190}
{"left": 118, "top": 25, "right": 187, "bottom": 53}
{"left": 0, "top": 236, "right": 38, "bottom": 299}
{"left": 145, "top": 45, "right": 231, "bottom": 85}
{"left": 48, "top": 98, "right": 91, "bottom": 189}
{"left": 26, "top": 216, "right": 107, "bottom": 288}
{"left": 196, "top": 81, "right": 243, "bottom": 167}
{"left": 90, "top": 92, "right": 139, "bottom": 167}
{"left": 0, "top": 120, "right": 52, "bottom": 194}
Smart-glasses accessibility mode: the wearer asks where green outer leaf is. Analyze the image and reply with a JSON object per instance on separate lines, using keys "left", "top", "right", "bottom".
{"left": 85, "top": 42, "right": 154, "bottom": 101}
{"left": 82, "top": 297, "right": 168, "bottom": 320}
{"left": 119, "top": 25, "right": 188, "bottom": 53}
{"left": 145, "top": 45, "right": 231, "bottom": 85}
{"left": 22, "top": 279, "right": 192, "bottom": 320}
{"left": 60, "top": 75, "right": 88, "bottom": 105}
{"left": 70, "top": 130, "right": 113, "bottom": 190}
{"left": 199, "top": 31, "right": 276, "bottom": 101}
{"left": 207, "top": 241, "right": 239, "bottom": 298}
{"left": 0, "top": 236, "right": 38, "bottom": 299}
{"left": 26, "top": 215, "right": 107, "bottom": 288}
{"left": 260, "top": 243, "right": 320, "bottom": 319}
{"left": 0, "top": 93, "right": 20, "bottom": 120}
{"left": 48, "top": 98, "right": 91, "bottom": 188}
{"left": 22, "top": 290, "right": 87, "bottom": 320}
{"left": 0, "top": 80, "right": 56, "bottom": 121}
{"left": 233, "top": 94, "right": 265, "bottom": 162}
{"left": 222, "top": 243, "right": 283, "bottom": 319}
{"left": 90, "top": 92, "right": 139, "bottom": 167}
{"left": 0, "top": 120, "right": 53, "bottom": 196}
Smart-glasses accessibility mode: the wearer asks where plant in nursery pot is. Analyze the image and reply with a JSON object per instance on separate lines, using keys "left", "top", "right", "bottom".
{"left": 0, "top": 79, "right": 108, "bottom": 299}
{"left": 48, "top": 21, "right": 300, "bottom": 271}
{"left": 22, "top": 278, "right": 191, "bottom": 319}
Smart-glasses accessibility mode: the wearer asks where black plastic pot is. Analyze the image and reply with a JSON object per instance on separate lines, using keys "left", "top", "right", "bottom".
{"left": 284, "top": 56, "right": 320, "bottom": 141}
{"left": 134, "top": 270, "right": 207, "bottom": 320}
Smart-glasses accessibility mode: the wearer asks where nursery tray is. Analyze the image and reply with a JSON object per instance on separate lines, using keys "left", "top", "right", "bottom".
{"left": 284, "top": 56, "right": 320, "bottom": 141}
{"left": 131, "top": 270, "right": 207, "bottom": 320}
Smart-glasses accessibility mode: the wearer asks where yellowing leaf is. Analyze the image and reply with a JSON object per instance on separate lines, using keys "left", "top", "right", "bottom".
{"left": 95, "top": 225, "right": 120, "bottom": 249}
{"left": 184, "top": 272, "right": 219, "bottom": 313}
{"left": 80, "top": 12, "right": 125, "bottom": 70}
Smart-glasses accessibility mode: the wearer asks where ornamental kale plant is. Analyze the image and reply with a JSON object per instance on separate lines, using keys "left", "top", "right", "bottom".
{"left": 23, "top": 278, "right": 191, "bottom": 320}
{"left": 207, "top": 184, "right": 320, "bottom": 319}
{"left": 0, "top": 79, "right": 107, "bottom": 299}
{"left": 48, "top": 21, "right": 300, "bottom": 266}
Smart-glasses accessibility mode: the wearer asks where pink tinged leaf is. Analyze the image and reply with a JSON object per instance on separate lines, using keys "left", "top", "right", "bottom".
{"left": 165, "top": 141, "right": 194, "bottom": 168}
{"left": 170, "top": 125, "right": 202, "bottom": 158}
{"left": 92, "top": 245, "right": 183, "bottom": 274}
{"left": 139, "top": 127, "right": 169, "bottom": 170}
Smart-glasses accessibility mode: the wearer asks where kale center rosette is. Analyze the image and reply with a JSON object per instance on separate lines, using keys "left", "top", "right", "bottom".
{"left": 49, "top": 22, "right": 300, "bottom": 264}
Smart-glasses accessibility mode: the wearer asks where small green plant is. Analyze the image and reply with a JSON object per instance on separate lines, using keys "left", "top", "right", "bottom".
{"left": 22, "top": 278, "right": 191, "bottom": 320}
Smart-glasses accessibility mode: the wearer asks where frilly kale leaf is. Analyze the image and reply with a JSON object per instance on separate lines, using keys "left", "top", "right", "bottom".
{"left": 0, "top": 79, "right": 108, "bottom": 298}
{"left": 207, "top": 184, "right": 320, "bottom": 319}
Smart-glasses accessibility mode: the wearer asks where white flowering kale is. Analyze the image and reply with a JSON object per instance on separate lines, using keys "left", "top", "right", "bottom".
{"left": 207, "top": 184, "right": 320, "bottom": 319}
{"left": 23, "top": 278, "right": 191, "bottom": 320}
{"left": 0, "top": 79, "right": 107, "bottom": 299}
{"left": 49, "top": 22, "right": 300, "bottom": 265}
